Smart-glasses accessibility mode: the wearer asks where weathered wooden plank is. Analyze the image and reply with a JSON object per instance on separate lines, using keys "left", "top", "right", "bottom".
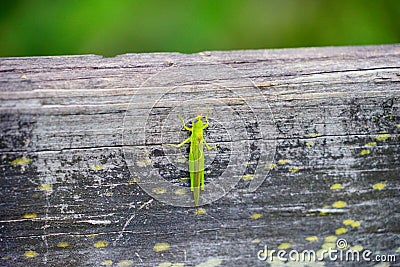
{"left": 0, "top": 45, "right": 399, "bottom": 266}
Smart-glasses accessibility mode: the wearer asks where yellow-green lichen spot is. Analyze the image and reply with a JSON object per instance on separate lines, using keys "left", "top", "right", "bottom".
{"left": 305, "top": 141, "right": 314, "bottom": 147}
{"left": 100, "top": 260, "right": 113, "bottom": 266}
{"left": 372, "top": 182, "right": 386, "bottom": 190}
{"left": 11, "top": 157, "right": 31, "bottom": 166}
{"left": 117, "top": 260, "right": 134, "bottom": 267}
{"left": 308, "top": 133, "right": 322, "bottom": 138}
{"left": 94, "top": 240, "right": 109, "bottom": 248}
{"left": 91, "top": 165, "right": 104, "bottom": 171}
{"left": 324, "top": 236, "right": 337, "bottom": 243}
{"left": 39, "top": 184, "right": 53, "bottom": 191}
{"left": 335, "top": 227, "right": 347, "bottom": 235}
{"left": 351, "top": 221, "right": 361, "bottom": 228}
{"left": 278, "top": 159, "right": 291, "bottom": 165}
{"left": 365, "top": 141, "right": 377, "bottom": 147}
{"left": 277, "top": 243, "right": 291, "bottom": 250}
{"left": 330, "top": 183, "right": 344, "bottom": 190}
{"left": 265, "top": 163, "right": 277, "bottom": 170}
{"left": 23, "top": 213, "right": 38, "bottom": 219}
{"left": 343, "top": 219, "right": 355, "bottom": 226}
{"left": 305, "top": 236, "right": 318, "bottom": 242}
{"left": 152, "top": 188, "right": 166, "bottom": 194}
{"left": 375, "top": 133, "right": 391, "bottom": 142}
{"left": 250, "top": 213, "right": 262, "bottom": 220}
{"left": 332, "top": 201, "right": 347, "bottom": 208}
{"left": 194, "top": 208, "right": 206, "bottom": 215}
{"left": 24, "top": 250, "right": 37, "bottom": 258}
{"left": 153, "top": 242, "right": 170, "bottom": 252}
{"left": 242, "top": 174, "right": 255, "bottom": 181}
{"left": 360, "top": 149, "right": 370, "bottom": 156}
{"left": 174, "top": 188, "right": 186, "bottom": 195}
{"left": 57, "top": 242, "right": 69, "bottom": 248}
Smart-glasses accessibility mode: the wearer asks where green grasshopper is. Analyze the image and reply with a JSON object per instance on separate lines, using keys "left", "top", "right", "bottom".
{"left": 165, "top": 113, "right": 218, "bottom": 206}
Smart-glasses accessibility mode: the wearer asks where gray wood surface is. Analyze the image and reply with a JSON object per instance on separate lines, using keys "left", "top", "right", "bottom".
{"left": 1, "top": 45, "right": 399, "bottom": 267}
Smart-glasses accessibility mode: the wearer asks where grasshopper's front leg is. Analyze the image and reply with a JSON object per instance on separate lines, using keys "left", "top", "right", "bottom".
{"left": 202, "top": 113, "right": 210, "bottom": 129}
{"left": 164, "top": 137, "right": 191, "bottom": 148}
{"left": 202, "top": 114, "right": 219, "bottom": 151}
{"left": 178, "top": 115, "right": 192, "bottom": 131}
{"left": 163, "top": 115, "right": 193, "bottom": 148}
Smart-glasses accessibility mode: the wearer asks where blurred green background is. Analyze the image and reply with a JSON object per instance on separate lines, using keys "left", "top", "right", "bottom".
{"left": 1, "top": 0, "right": 399, "bottom": 57}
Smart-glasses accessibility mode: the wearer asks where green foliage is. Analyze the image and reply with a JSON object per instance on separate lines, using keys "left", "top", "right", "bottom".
{"left": 0, "top": 0, "right": 399, "bottom": 57}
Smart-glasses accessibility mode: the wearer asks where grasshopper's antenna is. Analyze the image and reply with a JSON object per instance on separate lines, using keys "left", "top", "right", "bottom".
{"left": 195, "top": 106, "right": 200, "bottom": 116}
{"left": 205, "top": 104, "right": 211, "bottom": 118}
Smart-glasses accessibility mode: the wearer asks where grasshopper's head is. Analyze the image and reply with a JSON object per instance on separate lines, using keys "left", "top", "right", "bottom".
{"left": 193, "top": 115, "right": 204, "bottom": 128}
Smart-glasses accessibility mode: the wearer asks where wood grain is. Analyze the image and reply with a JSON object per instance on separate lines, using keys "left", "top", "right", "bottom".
{"left": 1, "top": 45, "right": 399, "bottom": 266}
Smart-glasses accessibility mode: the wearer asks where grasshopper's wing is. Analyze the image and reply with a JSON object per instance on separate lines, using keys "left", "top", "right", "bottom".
{"left": 189, "top": 140, "right": 204, "bottom": 206}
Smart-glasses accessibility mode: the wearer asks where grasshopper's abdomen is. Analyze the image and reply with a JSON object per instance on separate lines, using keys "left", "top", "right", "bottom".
{"left": 189, "top": 139, "right": 204, "bottom": 206}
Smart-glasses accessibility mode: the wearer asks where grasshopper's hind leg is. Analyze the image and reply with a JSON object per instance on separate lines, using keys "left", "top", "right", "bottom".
{"left": 204, "top": 140, "right": 218, "bottom": 150}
